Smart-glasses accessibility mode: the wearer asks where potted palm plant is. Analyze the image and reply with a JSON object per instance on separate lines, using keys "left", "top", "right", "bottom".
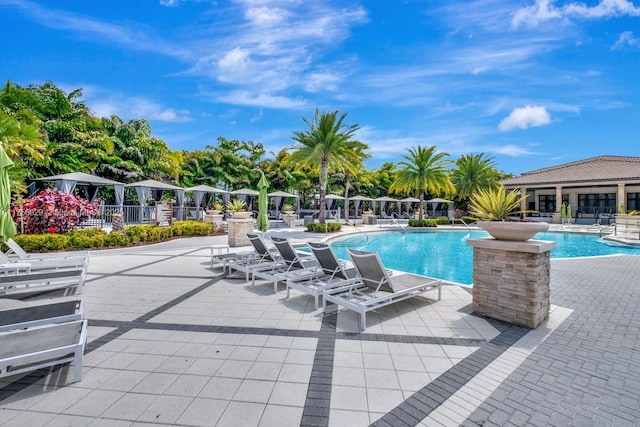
{"left": 468, "top": 186, "right": 547, "bottom": 241}
{"left": 226, "top": 199, "right": 251, "bottom": 218}
{"left": 207, "top": 201, "right": 225, "bottom": 215}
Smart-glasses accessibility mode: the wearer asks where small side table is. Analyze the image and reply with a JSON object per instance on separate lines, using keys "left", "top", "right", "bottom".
{"left": 210, "top": 244, "right": 233, "bottom": 270}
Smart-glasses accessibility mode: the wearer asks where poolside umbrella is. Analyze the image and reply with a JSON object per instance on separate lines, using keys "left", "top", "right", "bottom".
{"left": 567, "top": 204, "right": 572, "bottom": 222}
{"left": 0, "top": 145, "right": 16, "bottom": 242}
{"left": 256, "top": 173, "right": 269, "bottom": 232}
{"left": 561, "top": 202, "right": 567, "bottom": 223}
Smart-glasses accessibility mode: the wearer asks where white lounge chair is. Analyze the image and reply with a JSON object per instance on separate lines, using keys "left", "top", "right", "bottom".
{"left": 0, "top": 319, "right": 87, "bottom": 383}
{"left": 323, "top": 249, "right": 442, "bottom": 331}
{"left": 286, "top": 242, "right": 358, "bottom": 309}
{"left": 0, "top": 251, "right": 87, "bottom": 273}
{"left": 4, "top": 238, "right": 90, "bottom": 267}
{"left": 0, "top": 268, "right": 86, "bottom": 299}
{"left": 251, "top": 237, "right": 318, "bottom": 293}
{"left": 0, "top": 299, "right": 83, "bottom": 332}
{"left": 228, "top": 233, "right": 281, "bottom": 281}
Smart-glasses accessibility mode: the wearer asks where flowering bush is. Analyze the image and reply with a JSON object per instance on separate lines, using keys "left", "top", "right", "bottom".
{"left": 12, "top": 189, "right": 100, "bottom": 234}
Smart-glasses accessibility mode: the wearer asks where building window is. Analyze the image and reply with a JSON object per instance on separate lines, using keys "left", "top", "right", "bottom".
{"left": 538, "top": 195, "right": 556, "bottom": 213}
{"left": 628, "top": 193, "right": 640, "bottom": 212}
{"left": 578, "top": 193, "right": 616, "bottom": 215}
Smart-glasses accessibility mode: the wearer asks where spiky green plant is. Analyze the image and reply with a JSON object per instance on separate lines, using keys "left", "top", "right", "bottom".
{"left": 468, "top": 186, "right": 531, "bottom": 221}
{"left": 226, "top": 199, "right": 247, "bottom": 213}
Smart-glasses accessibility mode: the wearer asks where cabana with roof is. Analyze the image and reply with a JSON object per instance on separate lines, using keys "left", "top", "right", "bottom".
{"left": 184, "top": 185, "right": 229, "bottom": 218}
{"left": 124, "top": 179, "right": 185, "bottom": 223}
{"left": 503, "top": 155, "right": 640, "bottom": 224}
{"left": 31, "top": 172, "right": 125, "bottom": 207}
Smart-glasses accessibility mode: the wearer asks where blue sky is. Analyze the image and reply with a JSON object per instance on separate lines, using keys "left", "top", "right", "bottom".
{"left": 2, "top": 0, "right": 639, "bottom": 175}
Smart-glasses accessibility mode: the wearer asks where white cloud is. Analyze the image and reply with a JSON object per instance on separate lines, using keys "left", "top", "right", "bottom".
{"left": 498, "top": 105, "right": 551, "bottom": 131}
{"left": 215, "top": 90, "right": 308, "bottom": 109}
{"left": 613, "top": 31, "right": 640, "bottom": 48}
{"left": 1, "top": 0, "right": 189, "bottom": 59}
{"left": 486, "top": 144, "right": 537, "bottom": 156}
{"left": 513, "top": 0, "right": 640, "bottom": 28}
{"left": 84, "top": 89, "right": 192, "bottom": 123}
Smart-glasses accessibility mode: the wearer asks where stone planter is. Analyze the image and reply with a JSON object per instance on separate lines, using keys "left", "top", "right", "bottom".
{"left": 227, "top": 218, "right": 253, "bottom": 247}
{"left": 477, "top": 221, "right": 549, "bottom": 241}
{"left": 467, "top": 238, "right": 556, "bottom": 328}
{"left": 232, "top": 211, "right": 252, "bottom": 219}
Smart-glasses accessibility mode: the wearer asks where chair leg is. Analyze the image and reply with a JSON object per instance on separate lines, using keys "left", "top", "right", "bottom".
{"left": 438, "top": 284, "right": 442, "bottom": 301}
{"left": 314, "top": 294, "right": 319, "bottom": 310}
{"left": 274, "top": 280, "right": 278, "bottom": 293}
{"left": 74, "top": 350, "right": 83, "bottom": 383}
{"left": 360, "top": 311, "right": 366, "bottom": 331}
{"left": 286, "top": 285, "right": 291, "bottom": 299}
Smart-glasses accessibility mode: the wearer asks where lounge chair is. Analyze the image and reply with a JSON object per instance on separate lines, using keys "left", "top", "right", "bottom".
{"left": 0, "top": 319, "right": 87, "bottom": 383}
{"left": 323, "top": 249, "right": 442, "bottom": 331}
{"left": 286, "top": 242, "right": 358, "bottom": 309}
{"left": 227, "top": 233, "right": 281, "bottom": 281}
{"left": 0, "top": 251, "right": 88, "bottom": 273}
{"left": 251, "top": 237, "right": 318, "bottom": 293}
{"left": 0, "top": 268, "right": 86, "bottom": 299}
{"left": 0, "top": 299, "right": 83, "bottom": 333}
{"left": 5, "top": 238, "right": 90, "bottom": 266}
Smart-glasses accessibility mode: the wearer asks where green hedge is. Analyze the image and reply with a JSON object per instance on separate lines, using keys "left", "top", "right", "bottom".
{"left": 12, "top": 221, "right": 219, "bottom": 253}
{"left": 408, "top": 218, "right": 451, "bottom": 227}
{"left": 306, "top": 222, "right": 342, "bottom": 232}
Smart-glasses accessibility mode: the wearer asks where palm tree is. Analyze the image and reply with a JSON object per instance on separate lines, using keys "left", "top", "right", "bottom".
{"left": 289, "top": 109, "right": 362, "bottom": 223}
{"left": 451, "top": 153, "right": 500, "bottom": 202}
{"left": 334, "top": 141, "right": 369, "bottom": 223}
{"left": 389, "top": 145, "right": 455, "bottom": 221}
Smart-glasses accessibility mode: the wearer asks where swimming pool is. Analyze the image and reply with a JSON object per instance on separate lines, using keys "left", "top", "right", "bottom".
{"left": 328, "top": 230, "right": 640, "bottom": 285}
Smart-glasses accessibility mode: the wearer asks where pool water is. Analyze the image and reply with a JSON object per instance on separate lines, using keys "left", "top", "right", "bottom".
{"left": 329, "top": 230, "right": 640, "bottom": 285}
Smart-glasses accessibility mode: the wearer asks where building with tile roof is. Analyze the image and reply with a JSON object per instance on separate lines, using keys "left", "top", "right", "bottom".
{"left": 502, "top": 155, "right": 640, "bottom": 223}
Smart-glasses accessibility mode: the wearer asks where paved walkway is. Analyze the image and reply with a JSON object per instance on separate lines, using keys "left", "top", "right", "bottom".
{"left": 0, "top": 234, "right": 639, "bottom": 426}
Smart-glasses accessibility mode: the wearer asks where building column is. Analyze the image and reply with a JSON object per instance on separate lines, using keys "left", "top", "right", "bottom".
{"left": 553, "top": 185, "right": 563, "bottom": 224}
{"left": 520, "top": 187, "right": 528, "bottom": 213}
{"left": 618, "top": 183, "right": 626, "bottom": 212}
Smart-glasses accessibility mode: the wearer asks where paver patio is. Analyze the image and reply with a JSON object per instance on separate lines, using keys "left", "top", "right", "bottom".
{"left": 1, "top": 232, "right": 639, "bottom": 426}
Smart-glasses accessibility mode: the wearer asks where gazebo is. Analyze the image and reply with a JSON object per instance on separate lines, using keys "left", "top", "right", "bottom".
{"left": 32, "top": 172, "right": 125, "bottom": 207}
{"left": 124, "top": 179, "right": 185, "bottom": 222}
{"left": 184, "top": 185, "right": 229, "bottom": 216}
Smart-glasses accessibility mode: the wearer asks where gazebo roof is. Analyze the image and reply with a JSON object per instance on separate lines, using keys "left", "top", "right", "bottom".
{"left": 33, "top": 172, "right": 123, "bottom": 186}
{"left": 124, "top": 179, "right": 182, "bottom": 191}
{"left": 184, "top": 185, "right": 229, "bottom": 194}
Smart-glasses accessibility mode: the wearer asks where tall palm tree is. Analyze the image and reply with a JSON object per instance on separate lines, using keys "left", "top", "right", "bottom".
{"left": 289, "top": 109, "right": 362, "bottom": 223}
{"left": 389, "top": 145, "right": 455, "bottom": 221}
{"left": 451, "top": 153, "right": 500, "bottom": 202}
{"left": 334, "top": 141, "right": 369, "bottom": 223}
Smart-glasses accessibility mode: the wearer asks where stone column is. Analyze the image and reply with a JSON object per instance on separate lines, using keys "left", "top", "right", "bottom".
{"left": 467, "top": 238, "right": 556, "bottom": 328}
{"left": 618, "top": 183, "right": 626, "bottom": 212}
{"left": 227, "top": 218, "right": 253, "bottom": 247}
{"left": 520, "top": 187, "right": 528, "bottom": 213}
{"left": 553, "top": 185, "right": 563, "bottom": 224}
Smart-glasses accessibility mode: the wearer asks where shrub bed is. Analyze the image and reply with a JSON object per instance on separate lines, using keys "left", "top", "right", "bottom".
{"left": 306, "top": 222, "right": 342, "bottom": 232}
{"left": 408, "top": 218, "right": 451, "bottom": 227}
{"left": 12, "top": 221, "right": 221, "bottom": 253}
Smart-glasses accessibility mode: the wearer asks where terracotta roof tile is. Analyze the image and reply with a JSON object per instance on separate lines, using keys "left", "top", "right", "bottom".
{"left": 503, "top": 155, "right": 640, "bottom": 186}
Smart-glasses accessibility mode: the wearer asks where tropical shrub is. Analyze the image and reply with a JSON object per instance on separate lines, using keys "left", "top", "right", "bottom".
{"left": 13, "top": 189, "right": 99, "bottom": 234}
{"left": 9, "top": 220, "right": 219, "bottom": 252}
{"left": 306, "top": 222, "right": 341, "bottom": 232}
{"left": 408, "top": 218, "right": 451, "bottom": 227}
{"left": 467, "top": 186, "right": 530, "bottom": 221}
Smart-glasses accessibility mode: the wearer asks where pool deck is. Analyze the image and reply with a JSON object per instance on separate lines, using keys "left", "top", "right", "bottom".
{"left": 1, "top": 228, "right": 639, "bottom": 426}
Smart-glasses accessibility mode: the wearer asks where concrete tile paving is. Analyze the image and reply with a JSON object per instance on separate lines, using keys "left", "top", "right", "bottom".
{"left": 1, "top": 234, "right": 639, "bottom": 426}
